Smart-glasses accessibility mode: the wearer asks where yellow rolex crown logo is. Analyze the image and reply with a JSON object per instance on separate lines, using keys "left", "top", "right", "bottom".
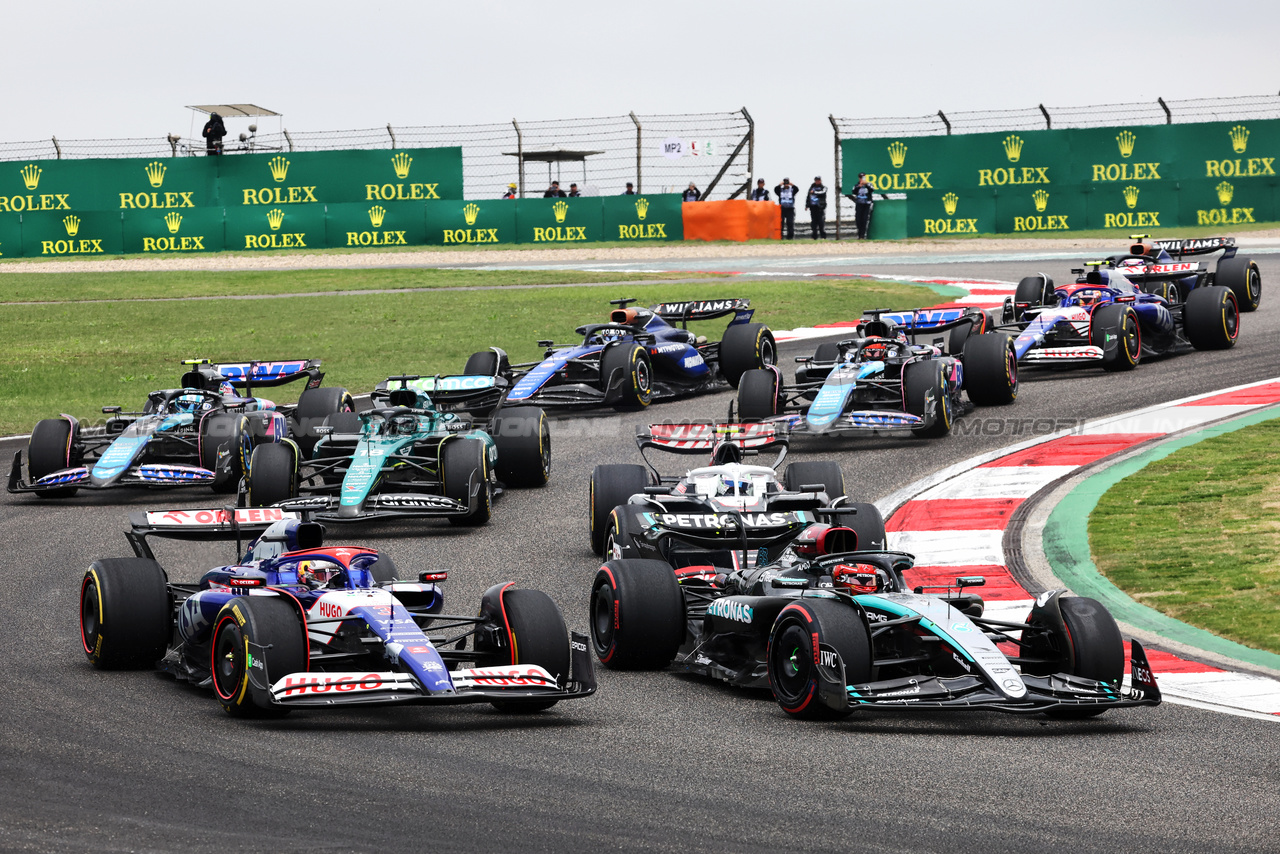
{"left": 368, "top": 205, "right": 386, "bottom": 228}
{"left": 1032, "top": 189, "right": 1049, "bottom": 213}
{"left": 887, "top": 141, "right": 908, "bottom": 169}
{"left": 1116, "top": 130, "right": 1137, "bottom": 159}
{"left": 1002, "top": 135, "right": 1024, "bottom": 163}
{"left": 145, "top": 161, "right": 167, "bottom": 188}
{"left": 553, "top": 199, "right": 569, "bottom": 223}
{"left": 266, "top": 208, "right": 285, "bottom": 230}
{"left": 20, "top": 164, "right": 41, "bottom": 191}
{"left": 463, "top": 202, "right": 480, "bottom": 226}
{"left": 1216, "top": 181, "right": 1234, "bottom": 206}
{"left": 942, "top": 192, "right": 959, "bottom": 216}
{"left": 1229, "top": 125, "right": 1249, "bottom": 154}
{"left": 635, "top": 197, "right": 649, "bottom": 220}
{"left": 62, "top": 215, "right": 80, "bottom": 236}
{"left": 268, "top": 156, "right": 290, "bottom": 183}
{"left": 1122, "top": 185, "right": 1140, "bottom": 209}
{"left": 164, "top": 212, "right": 182, "bottom": 234}
{"left": 391, "top": 152, "right": 413, "bottom": 179}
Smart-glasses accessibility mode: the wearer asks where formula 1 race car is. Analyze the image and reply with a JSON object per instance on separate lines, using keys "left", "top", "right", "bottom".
{"left": 1001, "top": 265, "right": 1239, "bottom": 371}
{"left": 588, "top": 420, "right": 887, "bottom": 567}
{"left": 487, "top": 297, "right": 775, "bottom": 410}
{"left": 589, "top": 531, "right": 1161, "bottom": 720}
{"left": 79, "top": 508, "right": 594, "bottom": 716}
{"left": 1063, "top": 235, "right": 1260, "bottom": 312}
{"left": 735, "top": 308, "right": 1018, "bottom": 439}
{"left": 245, "top": 373, "right": 550, "bottom": 524}
{"left": 9, "top": 359, "right": 351, "bottom": 498}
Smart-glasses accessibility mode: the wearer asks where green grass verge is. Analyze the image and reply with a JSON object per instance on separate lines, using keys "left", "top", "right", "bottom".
{"left": 0, "top": 268, "right": 713, "bottom": 303}
{"left": 0, "top": 274, "right": 937, "bottom": 435}
{"left": 1089, "top": 418, "right": 1280, "bottom": 654}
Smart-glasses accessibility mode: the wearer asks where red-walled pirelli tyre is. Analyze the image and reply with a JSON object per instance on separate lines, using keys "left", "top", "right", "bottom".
{"left": 488, "top": 588, "right": 571, "bottom": 713}
{"left": 767, "top": 598, "right": 871, "bottom": 720}
{"left": 590, "top": 559, "right": 684, "bottom": 670}
{"left": 80, "top": 558, "right": 170, "bottom": 669}
{"left": 210, "top": 595, "right": 307, "bottom": 717}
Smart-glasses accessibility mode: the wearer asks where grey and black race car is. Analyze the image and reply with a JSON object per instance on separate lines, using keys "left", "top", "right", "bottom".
{"left": 588, "top": 420, "right": 885, "bottom": 566}
{"left": 589, "top": 531, "right": 1161, "bottom": 720}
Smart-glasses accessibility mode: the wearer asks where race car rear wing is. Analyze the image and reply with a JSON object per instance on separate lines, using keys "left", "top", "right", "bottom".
{"left": 124, "top": 506, "right": 303, "bottom": 559}
{"left": 863, "top": 306, "right": 988, "bottom": 335}
{"left": 1076, "top": 260, "right": 1207, "bottom": 284}
{"left": 182, "top": 358, "right": 325, "bottom": 393}
{"left": 372, "top": 374, "right": 507, "bottom": 413}
{"left": 652, "top": 298, "right": 754, "bottom": 326}
{"left": 1139, "top": 235, "right": 1237, "bottom": 258}
{"left": 637, "top": 421, "right": 788, "bottom": 475}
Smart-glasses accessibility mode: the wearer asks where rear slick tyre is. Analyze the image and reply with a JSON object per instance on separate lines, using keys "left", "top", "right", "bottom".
{"left": 590, "top": 559, "right": 684, "bottom": 670}
{"left": 737, "top": 368, "right": 782, "bottom": 421}
{"left": 589, "top": 464, "right": 649, "bottom": 555}
{"left": 1184, "top": 286, "right": 1239, "bottom": 351}
{"left": 80, "top": 558, "right": 169, "bottom": 669}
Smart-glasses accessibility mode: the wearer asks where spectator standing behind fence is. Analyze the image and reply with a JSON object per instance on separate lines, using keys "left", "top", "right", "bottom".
{"left": 806, "top": 176, "right": 828, "bottom": 240}
{"left": 502, "top": 183, "right": 517, "bottom": 199}
{"left": 568, "top": 183, "right": 581, "bottom": 197}
{"left": 682, "top": 183, "right": 701, "bottom": 202}
{"left": 202, "top": 112, "right": 226, "bottom": 156}
{"left": 624, "top": 182, "right": 636, "bottom": 194}
{"left": 750, "top": 179, "right": 770, "bottom": 201}
{"left": 544, "top": 181, "right": 566, "bottom": 198}
{"left": 850, "top": 172, "right": 875, "bottom": 239}
{"left": 775, "top": 178, "right": 798, "bottom": 240}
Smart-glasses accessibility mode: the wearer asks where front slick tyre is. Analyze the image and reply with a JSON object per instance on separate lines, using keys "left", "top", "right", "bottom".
{"left": 28, "top": 418, "right": 78, "bottom": 498}
{"left": 492, "top": 406, "right": 551, "bottom": 487}
{"left": 245, "top": 442, "right": 298, "bottom": 507}
{"left": 737, "top": 368, "right": 782, "bottom": 421}
{"left": 1091, "top": 304, "right": 1140, "bottom": 371}
{"left": 719, "top": 322, "right": 777, "bottom": 388}
{"left": 590, "top": 559, "right": 684, "bottom": 670}
{"left": 443, "top": 437, "right": 492, "bottom": 526}
{"left": 489, "top": 588, "right": 570, "bottom": 713}
{"left": 80, "top": 558, "right": 170, "bottom": 669}
{"left": 962, "top": 333, "right": 1018, "bottom": 406}
{"left": 768, "top": 599, "right": 871, "bottom": 720}
{"left": 600, "top": 343, "right": 653, "bottom": 410}
{"left": 904, "top": 360, "right": 952, "bottom": 438}
{"left": 211, "top": 596, "right": 307, "bottom": 717}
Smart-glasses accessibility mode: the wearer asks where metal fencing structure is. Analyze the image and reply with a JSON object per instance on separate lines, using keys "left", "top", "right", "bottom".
{"left": 828, "top": 93, "right": 1280, "bottom": 238}
{"left": 0, "top": 109, "right": 755, "bottom": 202}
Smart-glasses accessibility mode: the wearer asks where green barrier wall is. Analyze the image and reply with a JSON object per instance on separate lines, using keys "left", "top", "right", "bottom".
{"left": 0, "top": 214, "right": 20, "bottom": 258}
{"left": 425, "top": 199, "right": 518, "bottom": 246}
{"left": 602, "top": 194, "right": 684, "bottom": 241}
{"left": 514, "top": 198, "right": 604, "bottom": 245}
{"left": 216, "top": 148, "right": 462, "bottom": 208}
{"left": 123, "top": 207, "right": 227, "bottom": 255}
{"left": 842, "top": 118, "right": 1280, "bottom": 236}
{"left": 325, "top": 201, "right": 428, "bottom": 249}
{"left": 21, "top": 210, "right": 123, "bottom": 257}
{"left": 223, "top": 204, "right": 327, "bottom": 252}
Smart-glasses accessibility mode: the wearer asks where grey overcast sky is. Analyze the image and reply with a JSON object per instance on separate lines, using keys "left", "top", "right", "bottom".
{"left": 5, "top": 0, "right": 1278, "bottom": 195}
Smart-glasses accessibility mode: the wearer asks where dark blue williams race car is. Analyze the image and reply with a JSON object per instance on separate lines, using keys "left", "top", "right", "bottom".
{"left": 589, "top": 525, "right": 1161, "bottom": 720}
{"left": 79, "top": 508, "right": 594, "bottom": 716}
{"left": 1076, "top": 235, "right": 1260, "bottom": 311}
{"left": 9, "top": 359, "right": 353, "bottom": 499}
{"left": 734, "top": 308, "right": 1018, "bottom": 439}
{"left": 467, "top": 297, "right": 776, "bottom": 411}
{"left": 1001, "top": 251, "right": 1241, "bottom": 372}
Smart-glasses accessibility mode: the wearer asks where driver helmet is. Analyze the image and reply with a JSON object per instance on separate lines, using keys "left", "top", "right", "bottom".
{"left": 170, "top": 392, "right": 209, "bottom": 413}
{"left": 717, "top": 472, "right": 752, "bottom": 496}
{"left": 832, "top": 562, "right": 886, "bottom": 594}
{"left": 859, "top": 340, "right": 890, "bottom": 360}
{"left": 390, "top": 413, "right": 418, "bottom": 436}
{"left": 298, "top": 558, "right": 343, "bottom": 588}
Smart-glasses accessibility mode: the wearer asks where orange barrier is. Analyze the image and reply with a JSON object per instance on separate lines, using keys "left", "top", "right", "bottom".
{"left": 682, "top": 200, "right": 780, "bottom": 242}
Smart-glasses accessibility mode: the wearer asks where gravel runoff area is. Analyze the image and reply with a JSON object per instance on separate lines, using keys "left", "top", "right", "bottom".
{"left": 3, "top": 228, "right": 1279, "bottom": 274}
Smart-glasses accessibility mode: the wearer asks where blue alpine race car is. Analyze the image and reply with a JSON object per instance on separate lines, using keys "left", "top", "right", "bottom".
{"left": 735, "top": 308, "right": 1018, "bottom": 439}
{"left": 479, "top": 297, "right": 775, "bottom": 410}
{"left": 244, "top": 372, "right": 550, "bottom": 524}
{"left": 79, "top": 509, "right": 594, "bottom": 716}
{"left": 9, "top": 359, "right": 351, "bottom": 498}
{"left": 1001, "top": 260, "right": 1240, "bottom": 371}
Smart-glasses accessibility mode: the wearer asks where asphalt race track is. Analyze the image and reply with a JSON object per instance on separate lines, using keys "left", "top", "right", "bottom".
{"left": 3, "top": 249, "right": 1279, "bottom": 853}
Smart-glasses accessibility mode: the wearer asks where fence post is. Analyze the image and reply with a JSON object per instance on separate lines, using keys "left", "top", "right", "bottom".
{"left": 284, "top": 129, "right": 294, "bottom": 152}
{"left": 630, "top": 111, "right": 642, "bottom": 193}
{"left": 938, "top": 111, "right": 951, "bottom": 136}
{"left": 742, "top": 106, "right": 754, "bottom": 186}
{"left": 52, "top": 136, "right": 61, "bottom": 160}
{"left": 512, "top": 119, "right": 524, "bottom": 198}
{"left": 829, "top": 114, "right": 841, "bottom": 240}
{"left": 1038, "top": 104, "right": 1052, "bottom": 130}
{"left": 387, "top": 124, "right": 397, "bottom": 148}
{"left": 1158, "top": 97, "right": 1172, "bottom": 124}
{"left": 167, "top": 134, "right": 178, "bottom": 157}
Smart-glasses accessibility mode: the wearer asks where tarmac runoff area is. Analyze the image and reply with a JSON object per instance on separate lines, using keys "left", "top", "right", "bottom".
{"left": 878, "top": 377, "right": 1280, "bottom": 722}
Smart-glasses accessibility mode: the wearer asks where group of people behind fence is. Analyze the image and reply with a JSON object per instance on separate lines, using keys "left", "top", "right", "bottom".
{"left": 498, "top": 172, "right": 877, "bottom": 240}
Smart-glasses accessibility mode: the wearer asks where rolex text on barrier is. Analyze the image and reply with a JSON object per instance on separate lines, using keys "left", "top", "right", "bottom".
{"left": 20, "top": 210, "right": 124, "bottom": 257}
{"left": 122, "top": 207, "right": 227, "bottom": 254}
{"left": 223, "top": 204, "right": 325, "bottom": 251}
{"left": 515, "top": 198, "right": 603, "bottom": 244}
{"left": 842, "top": 118, "right": 1280, "bottom": 236}
{"left": 424, "top": 199, "right": 517, "bottom": 246}
{"left": 602, "top": 193, "right": 683, "bottom": 241}
{"left": 325, "top": 202, "right": 428, "bottom": 249}
{"left": 215, "top": 148, "right": 463, "bottom": 207}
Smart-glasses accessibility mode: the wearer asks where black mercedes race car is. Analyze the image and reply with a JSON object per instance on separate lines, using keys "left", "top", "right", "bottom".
{"left": 80, "top": 508, "right": 594, "bottom": 717}
{"left": 485, "top": 297, "right": 775, "bottom": 410}
{"left": 588, "top": 420, "right": 886, "bottom": 567}
{"left": 589, "top": 532, "right": 1161, "bottom": 720}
